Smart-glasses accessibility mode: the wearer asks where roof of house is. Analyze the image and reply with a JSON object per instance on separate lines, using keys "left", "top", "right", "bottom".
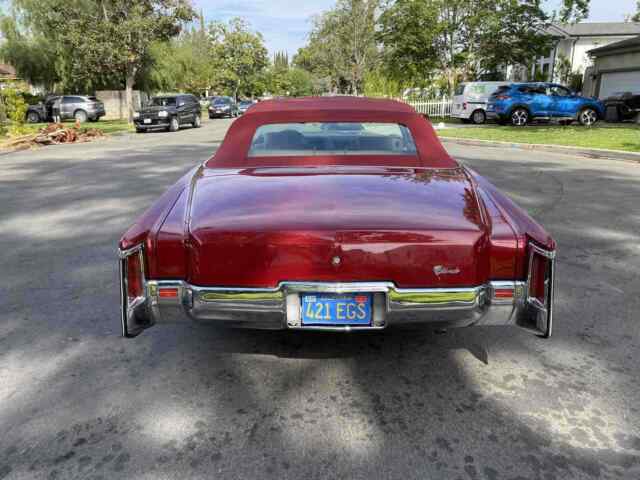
{"left": 247, "top": 96, "right": 416, "bottom": 115}
{"left": 549, "top": 22, "right": 640, "bottom": 38}
{"left": 0, "top": 64, "right": 17, "bottom": 76}
{"left": 588, "top": 35, "right": 640, "bottom": 55}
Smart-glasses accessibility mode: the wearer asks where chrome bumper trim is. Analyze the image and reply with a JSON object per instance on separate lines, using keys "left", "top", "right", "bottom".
{"left": 118, "top": 244, "right": 555, "bottom": 337}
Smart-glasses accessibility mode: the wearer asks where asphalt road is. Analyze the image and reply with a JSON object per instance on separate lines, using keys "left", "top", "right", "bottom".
{"left": 1, "top": 118, "right": 639, "bottom": 480}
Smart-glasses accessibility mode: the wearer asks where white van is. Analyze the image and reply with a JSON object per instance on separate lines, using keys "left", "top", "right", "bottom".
{"left": 451, "top": 81, "right": 511, "bottom": 124}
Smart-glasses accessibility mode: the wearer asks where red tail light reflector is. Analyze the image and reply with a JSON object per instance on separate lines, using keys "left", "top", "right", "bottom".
{"left": 493, "top": 288, "right": 514, "bottom": 299}
{"left": 159, "top": 287, "right": 179, "bottom": 298}
{"left": 495, "top": 95, "right": 511, "bottom": 100}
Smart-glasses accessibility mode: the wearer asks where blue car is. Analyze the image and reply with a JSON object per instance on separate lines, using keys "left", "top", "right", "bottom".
{"left": 486, "top": 83, "right": 605, "bottom": 126}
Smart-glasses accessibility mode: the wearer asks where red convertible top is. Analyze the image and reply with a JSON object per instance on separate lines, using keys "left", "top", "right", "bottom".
{"left": 206, "top": 96, "right": 458, "bottom": 169}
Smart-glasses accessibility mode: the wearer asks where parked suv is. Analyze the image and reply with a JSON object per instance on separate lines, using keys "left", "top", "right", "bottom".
{"left": 208, "top": 96, "right": 239, "bottom": 118}
{"left": 452, "top": 81, "right": 510, "bottom": 124}
{"left": 133, "top": 94, "right": 201, "bottom": 133}
{"left": 486, "top": 83, "right": 605, "bottom": 126}
{"left": 26, "top": 95, "right": 106, "bottom": 123}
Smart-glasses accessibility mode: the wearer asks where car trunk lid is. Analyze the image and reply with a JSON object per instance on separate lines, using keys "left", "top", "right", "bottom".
{"left": 186, "top": 166, "right": 489, "bottom": 288}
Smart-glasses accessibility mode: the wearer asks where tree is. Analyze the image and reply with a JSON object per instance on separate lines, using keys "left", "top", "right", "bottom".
{"left": 149, "top": 15, "right": 217, "bottom": 95}
{"left": 209, "top": 18, "right": 268, "bottom": 100}
{"left": 3, "top": 0, "right": 194, "bottom": 121}
{"left": 558, "top": 0, "right": 590, "bottom": 23}
{"left": 377, "top": 1, "right": 441, "bottom": 88}
{"left": 0, "top": 16, "right": 59, "bottom": 92}
{"left": 273, "top": 51, "right": 289, "bottom": 71}
{"left": 293, "top": 0, "right": 378, "bottom": 94}
{"left": 555, "top": 53, "right": 572, "bottom": 84}
{"left": 378, "top": 0, "right": 553, "bottom": 94}
{"left": 629, "top": 1, "right": 640, "bottom": 22}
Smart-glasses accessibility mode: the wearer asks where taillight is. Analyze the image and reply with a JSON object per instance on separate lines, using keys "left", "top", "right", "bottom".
{"left": 495, "top": 95, "right": 511, "bottom": 100}
{"left": 528, "top": 252, "right": 549, "bottom": 303}
{"left": 124, "top": 248, "right": 145, "bottom": 302}
{"left": 463, "top": 102, "right": 467, "bottom": 110}
{"left": 524, "top": 242, "right": 555, "bottom": 337}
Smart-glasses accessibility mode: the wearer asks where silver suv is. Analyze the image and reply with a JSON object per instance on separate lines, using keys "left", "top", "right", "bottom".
{"left": 26, "top": 95, "right": 106, "bottom": 123}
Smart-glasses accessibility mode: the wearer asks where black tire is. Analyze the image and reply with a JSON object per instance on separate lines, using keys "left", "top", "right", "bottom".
{"left": 74, "top": 109, "right": 88, "bottom": 123}
{"left": 471, "top": 109, "right": 486, "bottom": 125}
{"left": 193, "top": 115, "right": 201, "bottom": 128}
{"left": 135, "top": 127, "right": 146, "bottom": 133}
{"left": 578, "top": 107, "right": 598, "bottom": 126}
{"left": 168, "top": 116, "right": 179, "bottom": 132}
{"left": 26, "top": 111, "right": 41, "bottom": 123}
{"left": 510, "top": 107, "right": 529, "bottom": 127}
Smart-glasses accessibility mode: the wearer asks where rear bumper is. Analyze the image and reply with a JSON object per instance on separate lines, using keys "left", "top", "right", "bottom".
{"left": 119, "top": 245, "right": 555, "bottom": 337}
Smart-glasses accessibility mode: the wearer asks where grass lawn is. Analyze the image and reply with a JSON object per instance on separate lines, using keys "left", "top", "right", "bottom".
{"left": 437, "top": 123, "right": 640, "bottom": 153}
{"left": 19, "top": 119, "right": 133, "bottom": 136}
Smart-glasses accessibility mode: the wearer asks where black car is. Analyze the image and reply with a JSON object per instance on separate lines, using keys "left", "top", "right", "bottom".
{"left": 26, "top": 95, "right": 106, "bottom": 123}
{"left": 208, "top": 96, "right": 239, "bottom": 118}
{"left": 134, "top": 94, "right": 201, "bottom": 133}
{"left": 603, "top": 92, "right": 640, "bottom": 122}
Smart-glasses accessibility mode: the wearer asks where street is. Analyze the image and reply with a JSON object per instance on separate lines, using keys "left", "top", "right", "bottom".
{"left": 1, "top": 118, "right": 639, "bottom": 480}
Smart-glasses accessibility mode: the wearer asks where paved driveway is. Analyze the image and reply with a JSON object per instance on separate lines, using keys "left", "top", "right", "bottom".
{"left": 1, "top": 120, "right": 638, "bottom": 480}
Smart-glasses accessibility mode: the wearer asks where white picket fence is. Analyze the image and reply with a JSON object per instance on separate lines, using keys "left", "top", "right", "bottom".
{"left": 403, "top": 96, "right": 453, "bottom": 117}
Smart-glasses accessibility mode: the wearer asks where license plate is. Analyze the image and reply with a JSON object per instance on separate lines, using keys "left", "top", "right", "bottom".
{"left": 300, "top": 293, "right": 372, "bottom": 326}
{"left": 487, "top": 105, "right": 495, "bottom": 111}
{"left": 143, "top": 118, "right": 151, "bottom": 124}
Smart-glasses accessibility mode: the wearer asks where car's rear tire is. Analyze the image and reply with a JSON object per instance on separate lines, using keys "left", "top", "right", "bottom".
{"left": 471, "top": 109, "right": 486, "bottom": 125}
{"left": 193, "top": 115, "right": 201, "bottom": 128}
{"left": 74, "top": 110, "right": 88, "bottom": 123}
{"left": 578, "top": 107, "right": 598, "bottom": 126}
{"left": 510, "top": 108, "right": 529, "bottom": 127}
{"left": 26, "top": 111, "right": 41, "bottom": 123}
{"left": 168, "top": 116, "right": 179, "bottom": 132}
{"left": 135, "top": 127, "right": 146, "bottom": 134}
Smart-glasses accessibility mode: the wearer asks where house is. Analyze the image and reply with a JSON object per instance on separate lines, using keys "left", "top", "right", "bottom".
{"left": 0, "top": 63, "right": 40, "bottom": 93}
{"left": 583, "top": 35, "right": 640, "bottom": 99}
{"left": 507, "top": 22, "right": 640, "bottom": 84}
{"left": 0, "top": 63, "right": 18, "bottom": 84}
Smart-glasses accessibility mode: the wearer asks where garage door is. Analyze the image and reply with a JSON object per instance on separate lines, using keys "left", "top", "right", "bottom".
{"left": 599, "top": 71, "right": 640, "bottom": 98}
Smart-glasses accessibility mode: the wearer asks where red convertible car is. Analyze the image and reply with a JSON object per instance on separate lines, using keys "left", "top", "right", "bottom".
{"left": 119, "top": 97, "right": 556, "bottom": 338}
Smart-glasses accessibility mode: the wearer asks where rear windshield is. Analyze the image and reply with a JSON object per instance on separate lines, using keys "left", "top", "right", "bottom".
{"left": 454, "top": 84, "right": 466, "bottom": 96}
{"left": 150, "top": 97, "right": 176, "bottom": 106}
{"left": 248, "top": 123, "right": 417, "bottom": 157}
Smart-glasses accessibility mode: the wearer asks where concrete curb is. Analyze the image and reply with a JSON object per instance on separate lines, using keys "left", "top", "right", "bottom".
{"left": 439, "top": 136, "right": 640, "bottom": 162}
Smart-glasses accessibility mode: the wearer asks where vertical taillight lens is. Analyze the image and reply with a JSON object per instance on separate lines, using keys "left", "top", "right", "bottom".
{"left": 125, "top": 249, "right": 144, "bottom": 303}
{"left": 529, "top": 252, "right": 549, "bottom": 303}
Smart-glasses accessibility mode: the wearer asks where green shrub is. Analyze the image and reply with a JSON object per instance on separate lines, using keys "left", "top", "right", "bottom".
{"left": 1, "top": 89, "right": 29, "bottom": 136}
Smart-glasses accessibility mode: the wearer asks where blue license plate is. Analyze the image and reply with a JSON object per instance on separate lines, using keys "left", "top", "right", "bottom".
{"left": 301, "top": 293, "right": 372, "bottom": 326}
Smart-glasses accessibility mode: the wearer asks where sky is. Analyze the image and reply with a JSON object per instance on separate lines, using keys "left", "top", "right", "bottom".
{"left": 193, "top": 0, "right": 638, "bottom": 57}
